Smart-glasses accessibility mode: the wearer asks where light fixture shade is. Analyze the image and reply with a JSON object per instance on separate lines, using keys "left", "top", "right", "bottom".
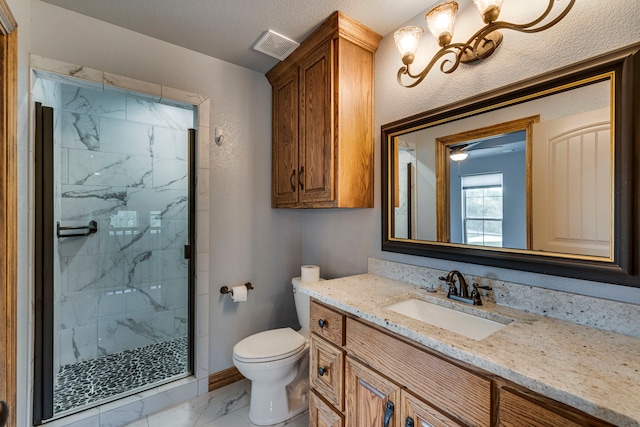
{"left": 450, "top": 147, "right": 469, "bottom": 161}
{"left": 425, "top": 1, "right": 458, "bottom": 47}
{"left": 394, "top": 26, "right": 424, "bottom": 65}
{"left": 473, "top": 0, "right": 503, "bottom": 23}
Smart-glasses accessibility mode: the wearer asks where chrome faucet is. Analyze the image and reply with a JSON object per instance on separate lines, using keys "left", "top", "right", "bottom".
{"left": 439, "top": 270, "right": 492, "bottom": 305}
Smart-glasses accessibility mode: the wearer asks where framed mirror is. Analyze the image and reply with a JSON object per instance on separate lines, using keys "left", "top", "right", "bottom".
{"left": 382, "top": 45, "right": 640, "bottom": 287}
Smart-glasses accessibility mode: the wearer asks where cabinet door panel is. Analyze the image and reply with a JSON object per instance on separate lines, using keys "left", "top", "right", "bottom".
{"left": 345, "top": 357, "right": 401, "bottom": 427}
{"left": 271, "top": 67, "right": 299, "bottom": 206}
{"left": 310, "top": 390, "right": 344, "bottom": 427}
{"left": 299, "top": 41, "right": 333, "bottom": 204}
{"left": 401, "top": 391, "right": 464, "bottom": 427}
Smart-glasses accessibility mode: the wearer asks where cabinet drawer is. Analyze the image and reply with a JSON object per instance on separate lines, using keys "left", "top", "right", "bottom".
{"left": 346, "top": 318, "right": 491, "bottom": 427}
{"left": 310, "top": 335, "right": 345, "bottom": 411}
{"left": 311, "top": 300, "right": 345, "bottom": 346}
{"left": 499, "top": 387, "right": 614, "bottom": 427}
{"left": 310, "top": 390, "right": 344, "bottom": 427}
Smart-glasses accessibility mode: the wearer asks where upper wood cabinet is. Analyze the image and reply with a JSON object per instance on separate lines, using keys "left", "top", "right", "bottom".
{"left": 266, "top": 12, "right": 381, "bottom": 208}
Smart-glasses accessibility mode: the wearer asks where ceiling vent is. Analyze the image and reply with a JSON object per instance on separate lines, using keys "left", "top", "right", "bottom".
{"left": 253, "top": 30, "right": 300, "bottom": 61}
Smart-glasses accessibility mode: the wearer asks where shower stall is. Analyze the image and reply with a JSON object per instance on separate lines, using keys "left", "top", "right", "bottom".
{"left": 32, "top": 77, "right": 196, "bottom": 423}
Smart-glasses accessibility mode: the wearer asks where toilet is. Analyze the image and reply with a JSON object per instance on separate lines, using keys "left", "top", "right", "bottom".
{"left": 232, "top": 277, "right": 312, "bottom": 425}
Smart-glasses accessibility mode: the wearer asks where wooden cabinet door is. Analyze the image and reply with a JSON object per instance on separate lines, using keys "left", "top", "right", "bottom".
{"left": 401, "top": 391, "right": 465, "bottom": 427}
{"left": 345, "top": 357, "right": 401, "bottom": 427}
{"left": 298, "top": 40, "right": 333, "bottom": 204}
{"left": 310, "top": 390, "right": 344, "bottom": 427}
{"left": 271, "top": 66, "right": 299, "bottom": 207}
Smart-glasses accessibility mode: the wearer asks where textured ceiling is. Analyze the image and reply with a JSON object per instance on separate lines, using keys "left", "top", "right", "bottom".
{"left": 40, "top": 0, "right": 435, "bottom": 73}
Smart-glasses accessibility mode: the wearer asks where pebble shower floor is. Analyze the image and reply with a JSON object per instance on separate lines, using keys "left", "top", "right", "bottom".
{"left": 54, "top": 337, "right": 188, "bottom": 414}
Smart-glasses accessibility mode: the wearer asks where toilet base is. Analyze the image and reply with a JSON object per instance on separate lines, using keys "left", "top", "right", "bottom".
{"left": 245, "top": 351, "right": 309, "bottom": 425}
{"left": 248, "top": 381, "right": 308, "bottom": 425}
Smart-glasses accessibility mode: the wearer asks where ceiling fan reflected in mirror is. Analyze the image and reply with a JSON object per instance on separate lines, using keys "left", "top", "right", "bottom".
{"left": 448, "top": 131, "right": 524, "bottom": 161}
{"left": 449, "top": 145, "right": 470, "bottom": 161}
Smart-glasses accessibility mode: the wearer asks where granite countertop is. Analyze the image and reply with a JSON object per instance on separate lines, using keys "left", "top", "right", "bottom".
{"left": 299, "top": 273, "right": 640, "bottom": 427}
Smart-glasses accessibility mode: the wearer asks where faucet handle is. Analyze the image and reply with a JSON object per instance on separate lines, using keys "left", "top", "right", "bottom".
{"left": 471, "top": 283, "right": 493, "bottom": 306}
{"left": 439, "top": 276, "right": 458, "bottom": 297}
{"left": 472, "top": 283, "right": 492, "bottom": 291}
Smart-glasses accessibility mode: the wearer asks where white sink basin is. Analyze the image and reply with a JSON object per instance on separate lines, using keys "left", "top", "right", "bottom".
{"left": 384, "top": 298, "right": 511, "bottom": 341}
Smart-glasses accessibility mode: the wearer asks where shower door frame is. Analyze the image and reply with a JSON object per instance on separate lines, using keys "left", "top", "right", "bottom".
{"left": 32, "top": 100, "right": 197, "bottom": 424}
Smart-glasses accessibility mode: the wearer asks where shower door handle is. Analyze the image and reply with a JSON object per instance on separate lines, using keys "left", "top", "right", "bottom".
{"left": 184, "top": 245, "right": 192, "bottom": 260}
{"left": 56, "top": 220, "right": 98, "bottom": 238}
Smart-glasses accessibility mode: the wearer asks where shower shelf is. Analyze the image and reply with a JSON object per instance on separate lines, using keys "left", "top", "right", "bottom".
{"left": 56, "top": 220, "right": 98, "bottom": 238}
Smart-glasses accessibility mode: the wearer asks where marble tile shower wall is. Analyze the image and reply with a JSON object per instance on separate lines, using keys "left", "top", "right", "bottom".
{"left": 55, "top": 84, "right": 195, "bottom": 370}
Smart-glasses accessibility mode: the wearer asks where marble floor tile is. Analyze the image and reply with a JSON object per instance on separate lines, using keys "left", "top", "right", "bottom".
{"left": 125, "top": 379, "right": 309, "bottom": 427}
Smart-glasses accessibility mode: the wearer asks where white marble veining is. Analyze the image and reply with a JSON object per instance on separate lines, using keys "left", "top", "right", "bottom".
{"left": 38, "top": 79, "right": 194, "bottom": 368}
{"left": 300, "top": 270, "right": 640, "bottom": 426}
{"left": 124, "top": 380, "right": 309, "bottom": 427}
{"left": 31, "top": 55, "right": 214, "bottom": 424}
{"left": 104, "top": 72, "right": 162, "bottom": 101}
{"left": 32, "top": 54, "right": 104, "bottom": 85}
{"left": 161, "top": 86, "right": 207, "bottom": 107}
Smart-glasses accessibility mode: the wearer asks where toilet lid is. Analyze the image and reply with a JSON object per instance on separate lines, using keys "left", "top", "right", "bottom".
{"left": 233, "top": 327, "right": 306, "bottom": 363}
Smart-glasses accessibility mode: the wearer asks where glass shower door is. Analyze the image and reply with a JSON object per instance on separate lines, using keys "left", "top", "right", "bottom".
{"left": 34, "top": 80, "right": 196, "bottom": 422}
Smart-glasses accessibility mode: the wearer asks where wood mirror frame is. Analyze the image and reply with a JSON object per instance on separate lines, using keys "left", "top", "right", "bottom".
{"left": 381, "top": 44, "right": 640, "bottom": 287}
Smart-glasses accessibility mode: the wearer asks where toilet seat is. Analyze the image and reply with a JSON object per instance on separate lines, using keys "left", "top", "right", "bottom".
{"left": 233, "top": 327, "right": 306, "bottom": 363}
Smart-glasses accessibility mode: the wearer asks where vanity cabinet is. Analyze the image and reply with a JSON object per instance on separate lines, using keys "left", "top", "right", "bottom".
{"left": 308, "top": 298, "right": 615, "bottom": 427}
{"left": 266, "top": 12, "right": 381, "bottom": 208}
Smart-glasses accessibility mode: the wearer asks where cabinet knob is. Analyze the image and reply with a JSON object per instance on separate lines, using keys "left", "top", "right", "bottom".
{"left": 317, "top": 366, "right": 328, "bottom": 376}
{"left": 318, "top": 319, "right": 327, "bottom": 328}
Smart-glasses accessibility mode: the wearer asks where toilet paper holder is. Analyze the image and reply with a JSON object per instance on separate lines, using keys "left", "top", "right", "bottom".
{"left": 220, "top": 282, "right": 254, "bottom": 296}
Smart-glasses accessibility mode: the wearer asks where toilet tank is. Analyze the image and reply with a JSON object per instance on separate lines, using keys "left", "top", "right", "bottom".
{"left": 291, "top": 277, "right": 313, "bottom": 332}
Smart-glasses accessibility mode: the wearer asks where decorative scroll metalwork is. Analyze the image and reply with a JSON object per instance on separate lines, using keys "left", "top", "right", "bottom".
{"left": 397, "top": 0, "right": 576, "bottom": 88}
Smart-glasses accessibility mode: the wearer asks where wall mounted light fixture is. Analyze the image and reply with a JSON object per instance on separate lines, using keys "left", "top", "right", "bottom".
{"left": 394, "top": 0, "right": 575, "bottom": 88}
